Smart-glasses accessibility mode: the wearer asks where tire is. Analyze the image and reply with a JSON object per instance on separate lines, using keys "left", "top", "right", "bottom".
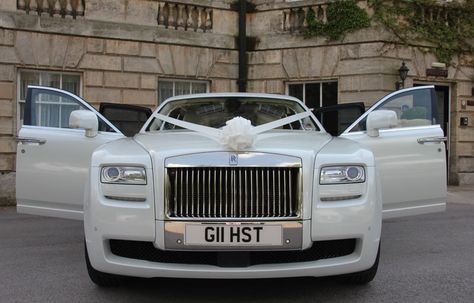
{"left": 340, "top": 243, "right": 380, "bottom": 284}
{"left": 85, "top": 242, "right": 127, "bottom": 287}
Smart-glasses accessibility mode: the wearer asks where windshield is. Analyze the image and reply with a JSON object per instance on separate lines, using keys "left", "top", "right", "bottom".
{"left": 147, "top": 97, "right": 319, "bottom": 131}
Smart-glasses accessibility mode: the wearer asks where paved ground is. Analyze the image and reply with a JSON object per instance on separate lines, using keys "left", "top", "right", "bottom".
{"left": 1, "top": 195, "right": 473, "bottom": 303}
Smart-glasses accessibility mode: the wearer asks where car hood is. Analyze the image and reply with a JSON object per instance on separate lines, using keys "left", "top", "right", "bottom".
{"left": 133, "top": 130, "right": 333, "bottom": 163}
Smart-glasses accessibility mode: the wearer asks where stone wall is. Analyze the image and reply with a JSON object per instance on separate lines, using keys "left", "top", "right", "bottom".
{"left": 244, "top": 1, "right": 474, "bottom": 185}
{"left": 0, "top": 0, "right": 240, "bottom": 204}
{"left": 0, "top": 27, "right": 16, "bottom": 204}
{"left": 247, "top": 44, "right": 401, "bottom": 105}
{"left": 0, "top": 26, "right": 239, "bottom": 141}
{"left": 0, "top": 0, "right": 473, "bottom": 206}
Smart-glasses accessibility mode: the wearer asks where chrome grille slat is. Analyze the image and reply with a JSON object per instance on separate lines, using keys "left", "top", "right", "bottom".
{"left": 266, "top": 169, "right": 270, "bottom": 218}
{"left": 244, "top": 169, "right": 248, "bottom": 217}
{"left": 173, "top": 169, "right": 178, "bottom": 216}
{"left": 219, "top": 170, "right": 222, "bottom": 218}
{"left": 283, "top": 169, "right": 287, "bottom": 216}
{"left": 260, "top": 168, "right": 264, "bottom": 217}
{"left": 289, "top": 169, "right": 293, "bottom": 215}
{"left": 213, "top": 169, "right": 217, "bottom": 218}
{"left": 191, "top": 169, "right": 194, "bottom": 217}
{"left": 277, "top": 169, "right": 281, "bottom": 217}
{"left": 179, "top": 170, "right": 183, "bottom": 216}
{"left": 167, "top": 167, "right": 300, "bottom": 219}
{"left": 225, "top": 170, "right": 228, "bottom": 217}
{"left": 255, "top": 168, "right": 260, "bottom": 217}
{"left": 202, "top": 169, "right": 206, "bottom": 216}
{"left": 231, "top": 168, "right": 235, "bottom": 217}
{"left": 272, "top": 169, "right": 276, "bottom": 218}
{"left": 186, "top": 170, "right": 189, "bottom": 217}
{"left": 250, "top": 169, "right": 254, "bottom": 217}
{"left": 239, "top": 169, "right": 243, "bottom": 217}
{"left": 197, "top": 169, "right": 200, "bottom": 217}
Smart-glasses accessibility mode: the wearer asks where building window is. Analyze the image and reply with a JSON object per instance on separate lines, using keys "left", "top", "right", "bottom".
{"left": 18, "top": 70, "right": 81, "bottom": 128}
{"left": 158, "top": 79, "right": 209, "bottom": 103}
{"left": 287, "top": 81, "right": 338, "bottom": 109}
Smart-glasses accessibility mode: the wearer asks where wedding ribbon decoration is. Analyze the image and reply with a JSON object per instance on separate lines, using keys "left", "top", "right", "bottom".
{"left": 219, "top": 117, "right": 255, "bottom": 150}
{"left": 154, "top": 111, "right": 312, "bottom": 150}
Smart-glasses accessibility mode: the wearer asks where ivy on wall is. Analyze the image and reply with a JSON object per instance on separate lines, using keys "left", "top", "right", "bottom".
{"left": 305, "top": 0, "right": 474, "bottom": 65}
{"left": 305, "top": 0, "right": 371, "bottom": 41}
{"left": 370, "top": 0, "right": 474, "bottom": 64}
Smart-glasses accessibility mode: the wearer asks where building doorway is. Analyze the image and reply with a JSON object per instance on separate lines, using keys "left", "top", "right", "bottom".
{"left": 415, "top": 83, "right": 450, "bottom": 178}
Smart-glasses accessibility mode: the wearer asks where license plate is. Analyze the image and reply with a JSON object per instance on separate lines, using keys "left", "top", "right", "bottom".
{"left": 185, "top": 224, "right": 282, "bottom": 246}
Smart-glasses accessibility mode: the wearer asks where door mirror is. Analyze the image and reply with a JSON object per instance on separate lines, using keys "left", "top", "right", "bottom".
{"left": 69, "top": 110, "right": 98, "bottom": 138}
{"left": 367, "top": 110, "right": 398, "bottom": 137}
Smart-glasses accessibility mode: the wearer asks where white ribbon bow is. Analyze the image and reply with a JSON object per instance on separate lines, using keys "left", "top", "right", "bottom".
{"left": 219, "top": 117, "right": 256, "bottom": 150}
{"left": 154, "top": 111, "right": 312, "bottom": 151}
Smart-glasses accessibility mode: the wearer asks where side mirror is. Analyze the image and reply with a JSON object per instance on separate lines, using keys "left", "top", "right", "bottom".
{"left": 366, "top": 110, "right": 398, "bottom": 137}
{"left": 69, "top": 110, "right": 99, "bottom": 138}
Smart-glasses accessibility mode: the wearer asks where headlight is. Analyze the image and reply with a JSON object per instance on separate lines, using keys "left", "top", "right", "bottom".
{"left": 320, "top": 165, "right": 365, "bottom": 185}
{"left": 101, "top": 166, "right": 147, "bottom": 185}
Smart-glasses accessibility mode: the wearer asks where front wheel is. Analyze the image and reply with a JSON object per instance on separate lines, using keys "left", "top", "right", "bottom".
{"left": 340, "top": 243, "right": 380, "bottom": 284}
{"left": 85, "top": 242, "right": 127, "bottom": 287}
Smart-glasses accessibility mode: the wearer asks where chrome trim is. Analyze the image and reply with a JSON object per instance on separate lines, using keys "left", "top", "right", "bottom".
{"left": 164, "top": 220, "right": 303, "bottom": 251}
{"left": 417, "top": 136, "right": 447, "bottom": 144}
{"left": 320, "top": 195, "right": 362, "bottom": 202}
{"left": 164, "top": 166, "right": 302, "bottom": 221}
{"left": 180, "top": 170, "right": 184, "bottom": 216}
{"left": 104, "top": 195, "right": 146, "bottom": 202}
{"left": 16, "top": 137, "right": 47, "bottom": 145}
{"left": 165, "top": 152, "right": 302, "bottom": 168}
{"left": 283, "top": 170, "right": 287, "bottom": 215}
{"left": 290, "top": 169, "right": 293, "bottom": 215}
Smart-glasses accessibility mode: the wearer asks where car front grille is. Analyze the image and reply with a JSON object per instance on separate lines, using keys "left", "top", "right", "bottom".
{"left": 109, "top": 239, "right": 357, "bottom": 267}
{"left": 166, "top": 167, "right": 301, "bottom": 219}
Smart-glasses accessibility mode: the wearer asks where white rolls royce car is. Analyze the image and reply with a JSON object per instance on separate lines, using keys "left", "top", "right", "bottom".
{"left": 16, "top": 85, "right": 446, "bottom": 286}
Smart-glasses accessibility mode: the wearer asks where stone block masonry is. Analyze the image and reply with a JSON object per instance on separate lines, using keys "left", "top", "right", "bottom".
{"left": 0, "top": 2, "right": 239, "bottom": 205}
{"left": 0, "top": 0, "right": 473, "bottom": 206}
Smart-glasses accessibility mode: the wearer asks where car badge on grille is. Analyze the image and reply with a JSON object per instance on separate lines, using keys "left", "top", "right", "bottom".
{"left": 229, "top": 153, "right": 238, "bottom": 165}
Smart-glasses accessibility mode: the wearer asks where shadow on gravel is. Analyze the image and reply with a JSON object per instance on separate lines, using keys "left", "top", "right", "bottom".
{"left": 89, "top": 276, "right": 376, "bottom": 303}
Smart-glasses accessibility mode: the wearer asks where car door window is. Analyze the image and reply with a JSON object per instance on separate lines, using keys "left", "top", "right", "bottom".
{"left": 349, "top": 88, "right": 438, "bottom": 132}
{"left": 313, "top": 102, "right": 365, "bottom": 136}
{"left": 99, "top": 103, "right": 152, "bottom": 137}
{"left": 24, "top": 87, "right": 115, "bottom": 132}
{"left": 29, "top": 91, "right": 84, "bottom": 128}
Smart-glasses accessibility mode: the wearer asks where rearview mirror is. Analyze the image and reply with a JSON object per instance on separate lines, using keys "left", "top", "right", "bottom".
{"left": 366, "top": 110, "right": 398, "bottom": 137}
{"left": 69, "top": 110, "right": 98, "bottom": 138}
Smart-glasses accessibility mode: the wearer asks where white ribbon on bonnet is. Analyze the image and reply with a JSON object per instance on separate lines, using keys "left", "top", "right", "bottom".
{"left": 153, "top": 111, "right": 312, "bottom": 151}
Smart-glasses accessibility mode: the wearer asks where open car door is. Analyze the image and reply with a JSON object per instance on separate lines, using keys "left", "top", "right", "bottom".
{"left": 340, "top": 86, "right": 446, "bottom": 219}
{"left": 313, "top": 102, "right": 365, "bottom": 136}
{"left": 99, "top": 103, "right": 152, "bottom": 137}
{"left": 16, "top": 86, "right": 125, "bottom": 220}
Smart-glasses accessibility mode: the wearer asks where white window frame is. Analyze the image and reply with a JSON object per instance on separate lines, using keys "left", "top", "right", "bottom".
{"left": 158, "top": 78, "right": 210, "bottom": 103}
{"left": 17, "top": 69, "right": 83, "bottom": 130}
{"left": 285, "top": 80, "right": 338, "bottom": 108}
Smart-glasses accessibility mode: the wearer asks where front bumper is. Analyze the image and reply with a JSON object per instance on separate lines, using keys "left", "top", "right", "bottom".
{"left": 85, "top": 237, "right": 378, "bottom": 279}
{"left": 85, "top": 165, "right": 381, "bottom": 279}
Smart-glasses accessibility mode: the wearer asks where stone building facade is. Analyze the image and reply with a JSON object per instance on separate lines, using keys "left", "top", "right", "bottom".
{"left": 0, "top": 0, "right": 473, "bottom": 205}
